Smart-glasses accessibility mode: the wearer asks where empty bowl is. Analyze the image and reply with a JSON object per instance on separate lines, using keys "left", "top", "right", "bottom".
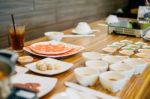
{"left": 99, "top": 71, "right": 127, "bottom": 92}
{"left": 44, "top": 32, "right": 64, "bottom": 41}
{"left": 85, "top": 60, "right": 109, "bottom": 72}
{"left": 109, "top": 62, "right": 134, "bottom": 78}
{"left": 74, "top": 67, "right": 99, "bottom": 86}
{"left": 82, "top": 52, "right": 106, "bottom": 60}
{"left": 123, "top": 58, "right": 148, "bottom": 74}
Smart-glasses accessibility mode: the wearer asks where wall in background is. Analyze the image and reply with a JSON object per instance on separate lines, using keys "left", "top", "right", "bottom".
{"left": 0, "top": 0, "right": 127, "bottom": 48}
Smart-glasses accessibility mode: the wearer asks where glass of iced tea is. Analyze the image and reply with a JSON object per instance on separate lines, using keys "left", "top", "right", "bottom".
{"left": 9, "top": 25, "right": 25, "bottom": 51}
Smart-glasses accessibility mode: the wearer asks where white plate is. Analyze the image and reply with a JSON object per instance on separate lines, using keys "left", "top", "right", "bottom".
{"left": 72, "top": 29, "right": 97, "bottom": 35}
{"left": 15, "top": 66, "right": 29, "bottom": 74}
{"left": 25, "top": 58, "right": 73, "bottom": 75}
{"left": 11, "top": 74, "right": 57, "bottom": 97}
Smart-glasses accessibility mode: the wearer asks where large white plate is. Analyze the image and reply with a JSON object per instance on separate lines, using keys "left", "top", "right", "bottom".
{"left": 25, "top": 58, "right": 73, "bottom": 75}
{"left": 23, "top": 42, "right": 84, "bottom": 58}
{"left": 11, "top": 74, "right": 57, "bottom": 97}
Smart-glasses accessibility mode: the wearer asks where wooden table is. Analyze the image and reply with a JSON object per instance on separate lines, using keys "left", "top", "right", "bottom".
{"left": 18, "top": 20, "right": 150, "bottom": 99}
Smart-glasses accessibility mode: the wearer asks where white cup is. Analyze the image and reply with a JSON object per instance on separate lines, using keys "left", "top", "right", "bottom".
{"left": 85, "top": 60, "right": 109, "bottom": 72}
{"left": 44, "top": 32, "right": 64, "bottom": 41}
{"left": 73, "top": 22, "right": 92, "bottom": 34}
{"left": 99, "top": 71, "right": 127, "bottom": 92}
{"left": 74, "top": 67, "right": 99, "bottom": 86}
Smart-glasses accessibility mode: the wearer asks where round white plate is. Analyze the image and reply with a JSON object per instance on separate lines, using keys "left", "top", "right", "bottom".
{"left": 11, "top": 74, "right": 57, "bottom": 97}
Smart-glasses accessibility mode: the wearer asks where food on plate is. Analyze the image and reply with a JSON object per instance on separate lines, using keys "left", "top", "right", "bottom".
{"left": 18, "top": 56, "right": 33, "bottom": 64}
{"left": 111, "top": 42, "right": 125, "bottom": 47}
{"left": 119, "top": 50, "right": 134, "bottom": 56}
{"left": 30, "top": 41, "right": 71, "bottom": 54}
{"left": 135, "top": 53, "right": 150, "bottom": 58}
{"left": 102, "top": 47, "right": 118, "bottom": 53}
{"left": 142, "top": 45, "right": 150, "bottom": 49}
{"left": 36, "top": 61, "right": 60, "bottom": 71}
{"left": 120, "top": 40, "right": 133, "bottom": 44}
{"left": 134, "top": 42, "right": 147, "bottom": 46}
{"left": 13, "top": 83, "right": 40, "bottom": 93}
{"left": 126, "top": 44, "right": 140, "bottom": 49}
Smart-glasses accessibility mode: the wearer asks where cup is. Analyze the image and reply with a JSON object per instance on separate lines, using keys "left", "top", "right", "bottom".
{"left": 9, "top": 24, "right": 25, "bottom": 51}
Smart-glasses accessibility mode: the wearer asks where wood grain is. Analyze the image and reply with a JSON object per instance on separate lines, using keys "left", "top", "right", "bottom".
{"left": 14, "top": 20, "right": 150, "bottom": 99}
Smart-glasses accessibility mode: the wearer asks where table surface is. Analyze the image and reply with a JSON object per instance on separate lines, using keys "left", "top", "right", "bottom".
{"left": 17, "top": 20, "right": 150, "bottom": 99}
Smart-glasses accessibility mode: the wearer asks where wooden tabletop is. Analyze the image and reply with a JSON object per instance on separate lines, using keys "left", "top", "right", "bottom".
{"left": 18, "top": 20, "right": 150, "bottom": 99}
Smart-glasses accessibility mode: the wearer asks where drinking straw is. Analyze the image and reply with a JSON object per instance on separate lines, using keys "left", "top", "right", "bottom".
{"left": 11, "top": 14, "right": 16, "bottom": 35}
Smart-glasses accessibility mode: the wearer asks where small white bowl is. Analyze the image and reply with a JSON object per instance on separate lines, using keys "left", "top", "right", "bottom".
{"left": 99, "top": 71, "right": 127, "bottom": 92}
{"left": 102, "top": 55, "right": 128, "bottom": 64}
{"left": 123, "top": 58, "right": 148, "bottom": 74}
{"left": 109, "top": 62, "right": 134, "bottom": 78}
{"left": 74, "top": 67, "right": 99, "bottom": 86}
{"left": 85, "top": 60, "right": 109, "bottom": 72}
{"left": 44, "top": 32, "right": 64, "bottom": 41}
{"left": 82, "top": 52, "right": 105, "bottom": 60}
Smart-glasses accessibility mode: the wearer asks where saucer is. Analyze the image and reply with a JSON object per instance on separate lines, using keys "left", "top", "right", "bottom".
{"left": 72, "top": 29, "right": 94, "bottom": 35}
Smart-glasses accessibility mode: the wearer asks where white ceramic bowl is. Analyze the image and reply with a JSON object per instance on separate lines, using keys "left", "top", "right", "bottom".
{"left": 82, "top": 52, "right": 105, "bottom": 60}
{"left": 123, "top": 58, "right": 148, "bottom": 74}
{"left": 85, "top": 60, "right": 109, "bottom": 72}
{"left": 99, "top": 71, "right": 127, "bottom": 92}
{"left": 73, "top": 22, "right": 92, "bottom": 35}
{"left": 44, "top": 32, "right": 64, "bottom": 41}
{"left": 74, "top": 67, "right": 99, "bottom": 86}
{"left": 109, "top": 62, "right": 134, "bottom": 78}
{"left": 102, "top": 55, "right": 128, "bottom": 64}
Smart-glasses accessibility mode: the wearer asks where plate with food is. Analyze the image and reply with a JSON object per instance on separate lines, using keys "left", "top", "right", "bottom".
{"left": 23, "top": 43, "right": 84, "bottom": 58}
{"left": 29, "top": 41, "right": 72, "bottom": 55}
{"left": 25, "top": 58, "right": 73, "bottom": 75}
{"left": 11, "top": 74, "right": 57, "bottom": 97}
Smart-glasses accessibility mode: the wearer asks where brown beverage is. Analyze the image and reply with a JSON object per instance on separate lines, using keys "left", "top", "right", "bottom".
{"left": 9, "top": 25, "right": 25, "bottom": 51}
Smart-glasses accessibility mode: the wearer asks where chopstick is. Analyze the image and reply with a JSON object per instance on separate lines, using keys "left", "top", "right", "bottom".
{"left": 63, "top": 34, "right": 95, "bottom": 38}
{"left": 65, "top": 82, "right": 120, "bottom": 99}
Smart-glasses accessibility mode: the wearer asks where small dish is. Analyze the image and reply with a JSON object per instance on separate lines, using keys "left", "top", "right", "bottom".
{"left": 109, "top": 62, "right": 134, "bottom": 78}
{"left": 119, "top": 50, "right": 134, "bottom": 56}
{"left": 25, "top": 58, "right": 73, "bottom": 75}
{"left": 82, "top": 52, "right": 105, "bottom": 60}
{"left": 123, "top": 58, "right": 148, "bottom": 74}
{"left": 138, "top": 49, "right": 150, "bottom": 53}
{"left": 134, "top": 42, "right": 147, "bottom": 46}
{"left": 74, "top": 67, "right": 99, "bottom": 86}
{"left": 126, "top": 44, "right": 140, "bottom": 49}
{"left": 102, "top": 55, "right": 128, "bottom": 64}
{"left": 111, "top": 42, "right": 125, "bottom": 47}
{"left": 135, "top": 52, "right": 150, "bottom": 58}
{"left": 99, "top": 71, "right": 127, "bottom": 92}
{"left": 18, "top": 56, "right": 34, "bottom": 64}
{"left": 120, "top": 40, "right": 133, "bottom": 44}
{"left": 102, "top": 47, "right": 118, "bottom": 54}
{"left": 85, "top": 60, "right": 109, "bottom": 72}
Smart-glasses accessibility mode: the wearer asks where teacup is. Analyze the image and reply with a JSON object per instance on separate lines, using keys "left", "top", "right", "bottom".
{"left": 85, "top": 60, "right": 109, "bottom": 72}
{"left": 99, "top": 71, "right": 127, "bottom": 92}
{"left": 73, "top": 22, "right": 92, "bottom": 35}
{"left": 74, "top": 67, "right": 99, "bottom": 86}
{"left": 109, "top": 62, "right": 134, "bottom": 79}
{"left": 44, "top": 32, "right": 64, "bottom": 41}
